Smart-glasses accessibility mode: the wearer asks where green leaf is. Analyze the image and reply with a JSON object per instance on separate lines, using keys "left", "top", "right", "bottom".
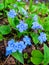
{"left": 43, "top": 21, "right": 49, "bottom": 32}
{"left": 0, "top": 34, "right": 3, "bottom": 41}
{"left": 12, "top": 51, "right": 24, "bottom": 64}
{"left": 30, "top": 32, "right": 39, "bottom": 44}
{"left": 0, "top": 3, "right": 4, "bottom": 10}
{"left": 25, "top": 18, "right": 33, "bottom": 29}
{"left": 29, "top": 0, "right": 33, "bottom": 11}
{"left": 31, "top": 50, "right": 44, "bottom": 65}
{"left": 8, "top": 17, "right": 16, "bottom": 28}
{"left": 44, "top": 44, "right": 49, "bottom": 65}
{"left": 5, "top": 0, "right": 15, "bottom": 4}
{"left": 8, "top": 17, "right": 19, "bottom": 28}
{"left": 0, "top": 25, "right": 11, "bottom": 35}
{"left": 15, "top": 2, "right": 26, "bottom": 7}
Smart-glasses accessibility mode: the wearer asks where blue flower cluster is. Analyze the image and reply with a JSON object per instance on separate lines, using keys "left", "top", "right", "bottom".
{"left": 16, "top": 20, "right": 28, "bottom": 32}
{"left": 7, "top": 9, "right": 17, "bottom": 18}
{"left": 31, "top": 22, "right": 43, "bottom": 30}
{"left": 6, "top": 36, "right": 31, "bottom": 56}
{"left": 38, "top": 32, "right": 47, "bottom": 43}
{"left": 23, "top": 36, "right": 31, "bottom": 46}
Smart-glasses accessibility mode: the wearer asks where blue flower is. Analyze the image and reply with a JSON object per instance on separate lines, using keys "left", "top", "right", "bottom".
{"left": 16, "top": 20, "right": 28, "bottom": 32}
{"left": 35, "top": 0, "right": 39, "bottom": 4}
{"left": 33, "top": 15, "right": 38, "bottom": 22}
{"left": 38, "top": 32, "right": 47, "bottom": 43}
{"left": 6, "top": 39, "right": 17, "bottom": 56}
{"left": 31, "top": 22, "right": 43, "bottom": 30}
{"left": 23, "top": 36, "right": 31, "bottom": 46}
{"left": 15, "top": 41, "right": 26, "bottom": 53}
{"left": 6, "top": 39, "right": 26, "bottom": 56}
{"left": 8, "top": 39, "right": 15, "bottom": 47}
{"left": 6, "top": 47, "right": 12, "bottom": 56}
{"left": 7, "top": 9, "right": 17, "bottom": 18}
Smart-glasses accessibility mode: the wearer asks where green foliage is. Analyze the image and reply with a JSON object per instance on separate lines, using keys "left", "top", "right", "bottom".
{"left": 39, "top": 16, "right": 49, "bottom": 32}
{"left": 8, "top": 17, "right": 19, "bottom": 28}
{"left": 5, "top": 0, "right": 15, "bottom": 4}
{"left": 25, "top": 17, "right": 33, "bottom": 29}
{"left": 15, "top": 1, "right": 26, "bottom": 7}
{"left": 31, "top": 50, "right": 44, "bottom": 65}
{"left": 31, "top": 5, "right": 37, "bottom": 13}
{"left": 30, "top": 44, "right": 49, "bottom": 65}
{"left": 44, "top": 44, "right": 49, "bottom": 65}
{"left": 16, "top": 31, "right": 28, "bottom": 38}
{"left": 37, "top": 3, "right": 48, "bottom": 15}
{"left": 0, "top": 25, "right": 11, "bottom": 35}
{"left": 42, "top": 17, "right": 49, "bottom": 32}
{"left": 30, "top": 32, "right": 39, "bottom": 44}
{"left": 0, "top": 1, "right": 49, "bottom": 65}
{"left": 0, "top": 3, "right": 4, "bottom": 10}
{"left": 12, "top": 51, "right": 24, "bottom": 64}
{"left": 29, "top": 0, "right": 33, "bottom": 11}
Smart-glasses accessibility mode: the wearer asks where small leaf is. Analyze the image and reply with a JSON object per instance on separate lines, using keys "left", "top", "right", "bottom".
{"left": 44, "top": 44, "right": 49, "bottom": 65}
{"left": 31, "top": 50, "right": 44, "bottom": 65}
{"left": 12, "top": 51, "right": 24, "bottom": 64}
{"left": 0, "top": 25, "right": 11, "bottom": 35}
{"left": 30, "top": 32, "right": 39, "bottom": 44}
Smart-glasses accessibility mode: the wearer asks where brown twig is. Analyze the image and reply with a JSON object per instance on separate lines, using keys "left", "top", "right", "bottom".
{"left": 3, "top": 55, "right": 10, "bottom": 65}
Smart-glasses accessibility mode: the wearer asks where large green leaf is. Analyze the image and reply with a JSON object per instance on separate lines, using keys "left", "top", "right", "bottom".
{"left": 30, "top": 32, "right": 39, "bottom": 44}
{"left": 31, "top": 50, "right": 44, "bottom": 65}
{"left": 44, "top": 44, "right": 49, "bottom": 65}
{"left": 0, "top": 25, "right": 11, "bottom": 35}
{"left": 12, "top": 51, "right": 24, "bottom": 64}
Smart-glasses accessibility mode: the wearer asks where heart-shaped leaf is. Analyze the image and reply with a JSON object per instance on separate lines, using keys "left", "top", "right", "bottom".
{"left": 31, "top": 50, "right": 44, "bottom": 65}
{"left": 12, "top": 51, "right": 24, "bottom": 64}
